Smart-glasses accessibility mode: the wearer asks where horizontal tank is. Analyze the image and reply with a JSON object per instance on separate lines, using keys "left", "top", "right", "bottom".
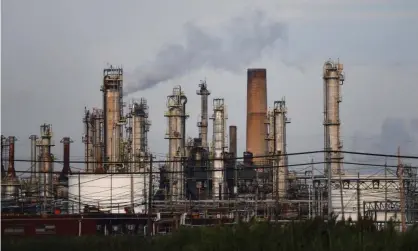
{"left": 1, "top": 179, "right": 20, "bottom": 201}
{"left": 68, "top": 174, "right": 149, "bottom": 214}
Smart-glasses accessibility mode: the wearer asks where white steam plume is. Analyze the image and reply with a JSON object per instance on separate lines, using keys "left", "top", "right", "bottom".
{"left": 125, "top": 10, "right": 287, "bottom": 94}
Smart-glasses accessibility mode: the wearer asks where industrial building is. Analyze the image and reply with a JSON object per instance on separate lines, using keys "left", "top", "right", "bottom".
{"left": 2, "top": 60, "right": 418, "bottom": 236}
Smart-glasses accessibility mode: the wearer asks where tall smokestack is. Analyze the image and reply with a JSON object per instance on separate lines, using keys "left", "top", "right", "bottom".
{"left": 229, "top": 125, "right": 237, "bottom": 157}
{"left": 61, "top": 137, "right": 73, "bottom": 176}
{"left": 246, "top": 69, "right": 268, "bottom": 164}
{"left": 7, "top": 136, "right": 16, "bottom": 178}
{"left": 1, "top": 135, "right": 6, "bottom": 179}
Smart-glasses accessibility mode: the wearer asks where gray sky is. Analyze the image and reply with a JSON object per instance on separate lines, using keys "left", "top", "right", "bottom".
{"left": 2, "top": 0, "right": 418, "bottom": 174}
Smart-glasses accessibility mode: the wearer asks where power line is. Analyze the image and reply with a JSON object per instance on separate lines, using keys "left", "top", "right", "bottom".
{"left": 5, "top": 150, "right": 418, "bottom": 165}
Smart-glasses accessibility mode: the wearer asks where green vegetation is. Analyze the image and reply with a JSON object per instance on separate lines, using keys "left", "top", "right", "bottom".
{"left": 3, "top": 218, "right": 418, "bottom": 251}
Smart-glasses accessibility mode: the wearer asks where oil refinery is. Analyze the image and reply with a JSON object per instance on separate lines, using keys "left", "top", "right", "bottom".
{"left": 2, "top": 60, "right": 418, "bottom": 236}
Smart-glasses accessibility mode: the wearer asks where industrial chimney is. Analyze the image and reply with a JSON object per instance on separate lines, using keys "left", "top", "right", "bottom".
{"left": 246, "top": 69, "right": 268, "bottom": 165}
{"left": 229, "top": 125, "right": 237, "bottom": 158}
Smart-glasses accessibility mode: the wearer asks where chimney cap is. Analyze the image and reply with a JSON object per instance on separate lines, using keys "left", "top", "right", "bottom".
{"left": 247, "top": 68, "right": 266, "bottom": 72}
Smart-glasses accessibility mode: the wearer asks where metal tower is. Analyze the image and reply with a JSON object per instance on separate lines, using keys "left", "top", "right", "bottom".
{"left": 101, "top": 66, "right": 125, "bottom": 172}
{"left": 210, "top": 98, "right": 227, "bottom": 200}
{"left": 323, "top": 60, "right": 345, "bottom": 176}
{"left": 165, "top": 86, "right": 188, "bottom": 200}
{"left": 273, "top": 99, "right": 290, "bottom": 200}
{"left": 197, "top": 80, "right": 211, "bottom": 149}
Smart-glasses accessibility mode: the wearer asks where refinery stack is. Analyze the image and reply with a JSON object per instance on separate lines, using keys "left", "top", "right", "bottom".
{"left": 0, "top": 60, "right": 409, "bottom": 228}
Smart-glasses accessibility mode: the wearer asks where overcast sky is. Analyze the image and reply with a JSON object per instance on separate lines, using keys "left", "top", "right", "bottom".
{"left": 2, "top": 0, "right": 418, "bottom": 174}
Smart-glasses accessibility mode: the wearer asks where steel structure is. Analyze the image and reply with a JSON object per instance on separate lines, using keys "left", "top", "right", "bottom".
{"left": 210, "top": 98, "right": 227, "bottom": 199}
{"left": 197, "top": 80, "right": 210, "bottom": 149}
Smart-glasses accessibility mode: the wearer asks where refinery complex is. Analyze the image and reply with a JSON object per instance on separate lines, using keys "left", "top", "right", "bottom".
{"left": 2, "top": 60, "right": 418, "bottom": 235}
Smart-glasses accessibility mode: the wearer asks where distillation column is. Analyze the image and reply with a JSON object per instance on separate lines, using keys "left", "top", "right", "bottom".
{"left": 1, "top": 136, "right": 20, "bottom": 200}
{"left": 1, "top": 136, "right": 10, "bottom": 178}
{"left": 29, "top": 135, "right": 38, "bottom": 186}
{"left": 323, "top": 60, "right": 345, "bottom": 175}
{"left": 83, "top": 109, "right": 95, "bottom": 172}
{"left": 273, "top": 99, "right": 290, "bottom": 200}
{"left": 211, "top": 98, "right": 227, "bottom": 200}
{"left": 92, "top": 108, "right": 104, "bottom": 172}
{"left": 165, "top": 86, "right": 188, "bottom": 200}
{"left": 265, "top": 110, "right": 275, "bottom": 154}
{"left": 37, "top": 124, "right": 55, "bottom": 204}
{"left": 7, "top": 136, "right": 17, "bottom": 178}
{"left": 101, "top": 66, "right": 124, "bottom": 172}
{"left": 229, "top": 126, "right": 237, "bottom": 157}
{"left": 130, "top": 98, "right": 151, "bottom": 172}
{"left": 1, "top": 136, "right": 7, "bottom": 178}
{"left": 197, "top": 80, "right": 211, "bottom": 149}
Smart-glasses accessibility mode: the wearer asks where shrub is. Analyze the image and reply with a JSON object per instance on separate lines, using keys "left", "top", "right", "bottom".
{"left": 3, "top": 219, "right": 418, "bottom": 251}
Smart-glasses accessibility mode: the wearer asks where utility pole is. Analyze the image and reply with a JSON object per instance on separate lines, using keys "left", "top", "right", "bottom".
{"left": 147, "top": 154, "right": 154, "bottom": 237}
{"left": 339, "top": 170, "right": 345, "bottom": 220}
{"left": 384, "top": 159, "right": 388, "bottom": 224}
{"left": 397, "top": 147, "right": 406, "bottom": 232}
{"left": 357, "top": 172, "right": 363, "bottom": 251}
{"left": 357, "top": 172, "right": 361, "bottom": 221}
{"left": 327, "top": 160, "right": 332, "bottom": 220}
{"left": 275, "top": 152, "right": 280, "bottom": 222}
{"left": 78, "top": 172, "right": 81, "bottom": 214}
{"left": 310, "top": 158, "right": 314, "bottom": 219}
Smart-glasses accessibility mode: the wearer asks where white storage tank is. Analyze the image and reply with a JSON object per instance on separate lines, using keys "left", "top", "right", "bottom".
{"left": 68, "top": 173, "right": 149, "bottom": 214}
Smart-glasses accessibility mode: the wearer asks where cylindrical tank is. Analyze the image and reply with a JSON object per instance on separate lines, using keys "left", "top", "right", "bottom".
{"left": 246, "top": 69, "right": 267, "bottom": 164}
{"left": 1, "top": 181, "right": 20, "bottom": 201}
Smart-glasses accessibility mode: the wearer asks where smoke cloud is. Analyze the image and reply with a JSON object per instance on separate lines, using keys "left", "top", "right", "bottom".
{"left": 124, "top": 10, "right": 287, "bottom": 94}
{"left": 351, "top": 118, "right": 418, "bottom": 170}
